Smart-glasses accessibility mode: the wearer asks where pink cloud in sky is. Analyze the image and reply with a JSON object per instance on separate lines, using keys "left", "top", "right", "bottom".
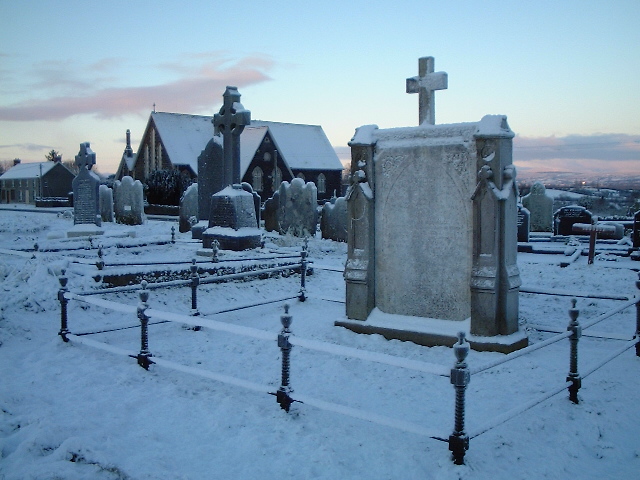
{"left": 0, "top": 55, "right": 273, "bottom": 121}
{"left": 513, "top": 134, "right": 640, "bottom": 177}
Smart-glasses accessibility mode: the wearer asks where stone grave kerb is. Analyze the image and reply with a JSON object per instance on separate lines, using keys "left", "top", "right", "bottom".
{"left": 213, "top": 86, "right": 251, "bottom": 187}
{"left": 406, "top": 56, "right": 448, "bottom": 125}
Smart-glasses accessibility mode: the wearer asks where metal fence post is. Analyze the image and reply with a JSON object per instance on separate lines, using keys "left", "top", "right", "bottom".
{"left": 276, "top": 304, "right": 295, "bottom": 412}
{"left": 58, "top": 269, "right": 69, "bottom": 342}
{"left": 136, "top": 280, "right": 153, "bottom": 370}
{"left": 96, "top": 246, "right": 105, "bottom": 270}
{"left": 298, "top": 237, "right": 308, "bottom": 302}
{"left": 449, "top": 331, "right": 470, "bottom": 465}
{"left": 190, "top": 258, "right": 200, "bottom": 316}
{"left": 211, "top": 239, "right": 219, "bottom": 263}
{"left": 567, "top": 298, "right": 582, "bottom": 403}
{"left": 635, "top": 272, "right": 640, "bottom": 357}
{"left": 171, "top": 226, "right": 175, "bottom": 244}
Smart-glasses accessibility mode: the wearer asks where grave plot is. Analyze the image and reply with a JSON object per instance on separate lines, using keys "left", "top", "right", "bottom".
{"left": 1, "top": 209, "right": 639, "bottom": 478}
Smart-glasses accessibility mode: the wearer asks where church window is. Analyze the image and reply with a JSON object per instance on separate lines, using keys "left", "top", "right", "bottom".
{"left": 317, "top": 173, "right": 326, "bottom": 194}
{"left": 252, "top": 166, "right": 263, "bottom": 192}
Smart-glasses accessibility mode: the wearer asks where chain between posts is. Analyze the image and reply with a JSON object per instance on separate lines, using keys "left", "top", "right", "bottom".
{"left": 449, "top": 331, "right": 470, "bottom": 465}
{"left": 58, "top": 269, "right": 69, "bottom": 342}
{"left": 567, "top": 298, "right": 582, "bottom": 403}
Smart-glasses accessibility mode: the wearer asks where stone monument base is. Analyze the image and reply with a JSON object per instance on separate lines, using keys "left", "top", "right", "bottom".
{"left": 335, "top": 308, "right": 528, "bottom": 354}
{"left": 67, "top": 224, "right": 105, "bottom": 238}
{"left": 202, "top": 226, "right": 261, "bottom": 251}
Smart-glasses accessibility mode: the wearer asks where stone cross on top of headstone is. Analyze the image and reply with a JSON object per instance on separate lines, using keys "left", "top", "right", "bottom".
{"left": 213, "top": 86, "right": 251, "bottom": 187}
{"left": 74, "top": 141, "right": 96, "bottom": 170}
{"left": 406, "top": 56, "right": 448, "bottom": 125}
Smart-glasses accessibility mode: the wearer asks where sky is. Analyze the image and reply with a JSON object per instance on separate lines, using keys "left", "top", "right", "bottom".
{"left": 0, "top": 0, "right": 639, "bottom": 178}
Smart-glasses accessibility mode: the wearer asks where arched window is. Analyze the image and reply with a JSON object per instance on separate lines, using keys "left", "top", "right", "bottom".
{"left": 272, "top": 167, "right": 282, "bottom": 192}
{"left": 252, "top": 166, "right": 263, "bottom": 192}
{"left": 317, "top": 173, "right": 326, "bottom": 194}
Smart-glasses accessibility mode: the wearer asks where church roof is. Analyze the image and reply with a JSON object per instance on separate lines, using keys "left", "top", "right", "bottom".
{"left": 140, "top": 112, "right": 342, "bottom": 177}
{"left": 0, "top": 161, "right": 58, "bottom": 180}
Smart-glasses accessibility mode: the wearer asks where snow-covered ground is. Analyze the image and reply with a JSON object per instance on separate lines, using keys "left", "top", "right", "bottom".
{"left": 0, "top": 208, "right": 638, "bottom": 480}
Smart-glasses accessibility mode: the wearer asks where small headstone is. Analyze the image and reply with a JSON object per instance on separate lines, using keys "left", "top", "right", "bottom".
{"left": 321, "top": 196, "right": 347, "bottom": 242}
{"left": 522, "top": 182, "right": 553, "bottom": 232}
{"left": 114, "top": 176, "right": 145, "bottom": 225}
{"left": 554, "top": 205, "right": 593, "bottom": 235}
{"left": 99, "top": 185, "right": 114, "bottom": 222}
{"left": 71, "top": 142, "right": 102, "bottom": 232}
{"left": 241, "top": 182, "right": 261, "bottom": 224}
{"left": 517, "top": 204, "right": 530, "bottom": 242}
{"left": 263, "top": 178, "right": 318, "bottom": 237}
{"left": 180, "top": 183, "right": 199, "bottom": 233}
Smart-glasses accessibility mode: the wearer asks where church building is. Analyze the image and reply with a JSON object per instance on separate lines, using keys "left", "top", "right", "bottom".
{"left": 115, "top": 112, "right": 344, "bottom": 202}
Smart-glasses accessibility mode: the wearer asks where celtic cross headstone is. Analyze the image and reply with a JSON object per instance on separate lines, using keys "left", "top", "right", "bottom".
{"left": 213, "top": 86, "right": 251, "bottom": 187}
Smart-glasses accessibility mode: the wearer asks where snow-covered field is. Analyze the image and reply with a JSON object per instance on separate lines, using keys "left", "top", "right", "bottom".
{"left": 0, "top": 208, "right": 638, "bottom": 480}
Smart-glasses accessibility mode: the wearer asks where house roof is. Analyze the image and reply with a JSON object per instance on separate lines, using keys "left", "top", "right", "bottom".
{"left": 0, "top": 162, "right": 58, "bottom": 180}
{"left": 138, "top": 112, "right": 343, "bottom": 177}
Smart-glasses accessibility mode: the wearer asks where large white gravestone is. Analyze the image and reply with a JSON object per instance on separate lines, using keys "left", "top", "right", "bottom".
{"left": 337, "top": 57, "right": 526, "bottom": 353}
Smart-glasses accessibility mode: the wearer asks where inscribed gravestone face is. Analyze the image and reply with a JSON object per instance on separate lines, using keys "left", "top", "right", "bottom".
{"left": 72, "top": 142, "right": 101, "bottom": 227}
{"left": 554, "top": 206, "right": 593, "bottom": 235}
{"left": 321, "top": 196, "right": 347, "bottom": 242}
{"left": 522, "top": 182, "right": 553, "bottom": 232}
{"left": 517, "top": 204, "right": 530, "bottom": 242}
{"left": 114, "top": 176, "right": 145, "bottom": 225}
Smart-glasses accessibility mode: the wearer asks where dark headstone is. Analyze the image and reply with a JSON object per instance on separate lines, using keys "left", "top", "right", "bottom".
{"left": 553, "top": 205, "right": 593, "bottom": 235}
{"left": 72, "top": 142, "right": 101, "bottom": 227}
{"left": 201, "top": 185, "right": 261, "bottom": 250}
{"left": 634, "top": 210, "right": 640, "bottom": 248}
{"left": 517, "top": 204, "right": 530, "bottom": 243}
{"left": 197, "top": 137, "right": 224, "bottom": 222}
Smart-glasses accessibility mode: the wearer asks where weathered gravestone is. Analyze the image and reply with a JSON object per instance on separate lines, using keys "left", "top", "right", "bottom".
{"left": 522, "top": 181, "right": 553, "bottom": 232}
{"left": 202, "top": 87, "right": 261, "bottom": 251}
{"left": 179, "top": 183, "right": 199, "bottom": 233}
{"left": 517, "top": 204, "right": 530, "bottom": 242}
{"left": 263, "top": 178, "right": 318, "bottom": 237}
{"left": 114, "top": 176, "right": 145, "bottom": 225}
{"left": 321, "top": 196, "right": 348, "bottom": 242}
{"left": 336, "top": 56, "right": 526, "bottom": 353}
{"left": 69, "top": 142, "right": 103, "bottom": 237}
{"left": 99, "top": 184, "right": 114, "bottom": 223}
{"left": 554, "top": 205, "right": 593, "bottom": 236}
